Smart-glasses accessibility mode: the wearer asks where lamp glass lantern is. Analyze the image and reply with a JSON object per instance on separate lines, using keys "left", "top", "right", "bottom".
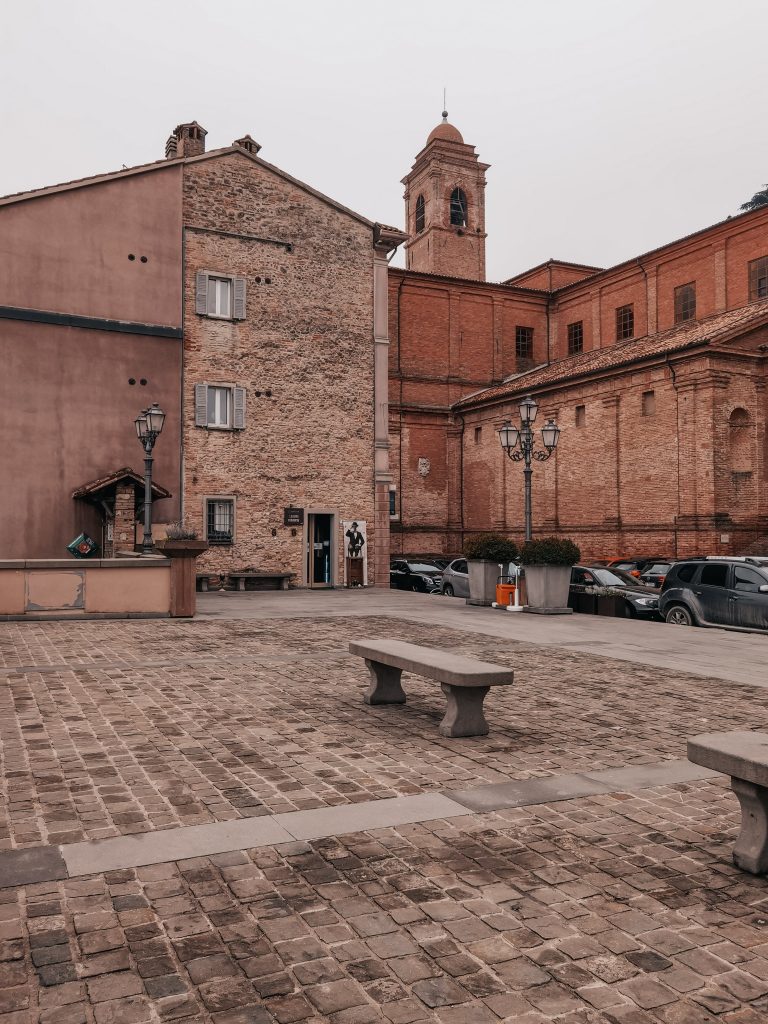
{"left": 519, "top": 394, "right": 538, "bottom": 424}
{"left": 498, "top": 422, "right": 520, "bottom": 453}
{"left": 145, "top": 403, "right": 166, "bottom": 436}
{"left": 541, "top": 419, "right": 561, "bottom": 451}
{"left": 134, "top": 410, "right": 149, "bottom": 440}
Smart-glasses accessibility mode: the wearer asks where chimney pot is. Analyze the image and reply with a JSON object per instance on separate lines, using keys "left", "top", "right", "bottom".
{"left": 168, "top": 121, "right": 207, "bottom": 159}
{"left": 234, "top": 134, "right": 262, "bottom": 155}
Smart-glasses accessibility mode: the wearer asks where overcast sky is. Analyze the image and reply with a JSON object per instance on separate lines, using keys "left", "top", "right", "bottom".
{"left": 2, "top": 1, "right": 766, "bottom": 281}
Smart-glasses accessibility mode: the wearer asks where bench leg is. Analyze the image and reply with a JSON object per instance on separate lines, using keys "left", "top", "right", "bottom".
{"left": 200, "top": 579, "right": 208, "bottom": 592}
{"left": 237, "top": 578, "right": 245, "bottom": 592}
{"left": 364, "top": 660, "right": 406, "bottom": 705}
{"left": 439, "top": 684, "right": 490, "bottom": 738}
{"left": 731, "top": 778, "right": 768, "bottom": 874}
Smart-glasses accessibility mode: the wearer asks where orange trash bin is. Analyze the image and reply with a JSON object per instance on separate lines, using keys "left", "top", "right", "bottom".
{"left": 495, "top": 576, "right": 516, "bottom": 607}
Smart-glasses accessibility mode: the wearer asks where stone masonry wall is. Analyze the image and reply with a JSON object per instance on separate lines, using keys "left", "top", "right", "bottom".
{"left": 182, "top": 153, "right": 377, "bottom": 585}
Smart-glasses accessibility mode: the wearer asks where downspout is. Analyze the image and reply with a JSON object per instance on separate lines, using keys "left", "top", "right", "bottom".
{"left": 666, "top": 352, "right": 681, "bottom": 558}
{"left": 396, "top": 275, "right": 405, "bottom": 535}
{"left": 180, "top": 222, "right": 186, "bottom": 523}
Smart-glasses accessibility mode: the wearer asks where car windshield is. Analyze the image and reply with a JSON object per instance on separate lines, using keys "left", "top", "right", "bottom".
{"left": 407, "top": 563, "right": 441, "bottom": 573}
{"left": 591, "top": 568, "right": 634, "bottom": 587}
{"left": 646, "top": 563, "right": 671, "bottom": 573}
{"left": 613, "top": 562, "right": 637, "bottom": 570}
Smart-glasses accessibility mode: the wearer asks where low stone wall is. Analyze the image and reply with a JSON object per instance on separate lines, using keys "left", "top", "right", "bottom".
{"left": 0, "top": 557, "right": 172, "bottom": 619}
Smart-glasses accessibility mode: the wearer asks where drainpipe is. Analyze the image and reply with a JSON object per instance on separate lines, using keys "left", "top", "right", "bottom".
{"left": 666, "top": 352, "right": 681, "bottom": 558}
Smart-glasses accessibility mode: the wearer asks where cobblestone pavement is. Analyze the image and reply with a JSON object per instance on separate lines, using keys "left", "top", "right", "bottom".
{"left": 2, "top": 616, "right": 768, "bottom": 848}
{"left": 2, "top": 613, "right": 768, "bottom": 1021}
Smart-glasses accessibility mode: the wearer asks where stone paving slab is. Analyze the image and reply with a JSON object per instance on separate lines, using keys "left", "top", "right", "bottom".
{"left": 61, "top": 815, "right": 295, "bottom": 876}
{"left": 275, "top": 793, "right": 468, "bottom": 842}
{"left": 0, "top": 844, "right": 67, "bottom": 888}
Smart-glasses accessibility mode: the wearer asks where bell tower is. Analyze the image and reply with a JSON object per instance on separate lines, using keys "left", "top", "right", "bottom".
{"left": 402, "top": 111, "right": 489, "bottom": 281}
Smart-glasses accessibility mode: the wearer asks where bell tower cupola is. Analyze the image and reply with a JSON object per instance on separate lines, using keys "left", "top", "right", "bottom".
{"left": 402, "top": 111, "right": 489, "bottom": 281}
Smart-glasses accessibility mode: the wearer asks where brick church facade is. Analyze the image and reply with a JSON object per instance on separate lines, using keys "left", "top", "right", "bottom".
{"left": 390, "top": 115, "right": 768, "bottom": 560}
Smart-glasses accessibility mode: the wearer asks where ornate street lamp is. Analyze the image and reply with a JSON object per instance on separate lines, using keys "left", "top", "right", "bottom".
{"left": 499, "top": 396, "right": 561, "bottom": 543}
{"left": 134, "top": 403, "right": 166, "bottom": 554}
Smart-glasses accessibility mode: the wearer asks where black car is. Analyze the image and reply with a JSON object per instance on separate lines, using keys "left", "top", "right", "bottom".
{"left": 570, "top": 565, "right": 661, "bottom": 619}
{"left": 389, "top": 559, "right": 443, "bottom": 593}
{"left": 660, "top": 557, "right": 768, "bottom": 632}
{"left": 638, "top": 561, "right": 674, "bottom": 588}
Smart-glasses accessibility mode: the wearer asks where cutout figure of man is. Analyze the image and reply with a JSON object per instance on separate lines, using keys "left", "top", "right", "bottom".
{"left": 345, "top": 522, "right": 365, "bottom": 558}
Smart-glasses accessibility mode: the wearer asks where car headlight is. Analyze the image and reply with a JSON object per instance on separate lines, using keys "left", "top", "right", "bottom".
{"left": 421, "top": 576, "right": 435, "bottom": 585}
{"left": 633, "top": 597, "right": 657, "bottom": 606}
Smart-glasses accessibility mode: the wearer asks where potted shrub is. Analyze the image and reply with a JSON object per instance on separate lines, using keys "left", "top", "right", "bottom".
{"left": 595, "top": 585, "right": 626, "bottom": 618}
{"left": 520, "top": 537, "right": 580, "bottom": 614}
{"left": 463, "top": 533, "right": 519, "bottom": 606}
{"left": 155, "top": 521, "right": 209, "bottom": 556}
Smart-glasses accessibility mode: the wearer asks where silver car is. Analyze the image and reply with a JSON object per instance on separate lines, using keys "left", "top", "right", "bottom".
{"left": 441, "top": 558, "right": 470, "bottom": 597}
{"left": 442, "top": 560, "right": 519, "bottom": 598}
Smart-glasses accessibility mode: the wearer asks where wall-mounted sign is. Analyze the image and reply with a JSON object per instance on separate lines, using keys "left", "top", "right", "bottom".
{"left": 283, "top": 506, "right": 304, "bottom": 527}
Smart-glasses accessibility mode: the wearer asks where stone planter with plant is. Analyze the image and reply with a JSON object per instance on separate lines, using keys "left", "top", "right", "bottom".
{"left": 520, "top": 536, "right": 580, "bottom": 614}
{"left": 463, "top": 533, "right": 519, "bottom": 606}
{"left": 154, "top": 523, "right": 209, "bottom": 617}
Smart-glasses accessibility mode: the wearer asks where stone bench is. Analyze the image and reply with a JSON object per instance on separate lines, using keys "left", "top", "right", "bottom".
{"left": 196, "top": 573, "right": 222, "bottom": 592}
{"left": 227, "top": 572, "right": 294, "bottom": 592}
{"left": 348, "top": 639, "right": 514, "bottom": 738}
{"left": 688, "top": 731, "right": 768, "bottom": 873}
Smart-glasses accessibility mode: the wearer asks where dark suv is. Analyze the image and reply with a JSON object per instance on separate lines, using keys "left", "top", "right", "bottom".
{"left": 659, "top": 557, "right": 768, "bottom": 632}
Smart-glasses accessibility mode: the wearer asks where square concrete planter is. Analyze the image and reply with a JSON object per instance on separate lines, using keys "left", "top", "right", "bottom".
{"left": 523, "top": 564, "right": 573, "bottom": 615}
{"left": 467, "top": 560, "right": 500, "bottom": 606}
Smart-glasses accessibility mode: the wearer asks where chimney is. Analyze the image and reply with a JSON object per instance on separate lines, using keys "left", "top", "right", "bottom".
{"left": 234, "top": 134, "right": 262, "bottom": 156}
{"left": 166, "top": 121, "right": 207, "bottom": 159}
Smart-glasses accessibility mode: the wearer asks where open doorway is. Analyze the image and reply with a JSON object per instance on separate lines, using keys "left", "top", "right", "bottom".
{"left": 306, "top": 513, "right": 334, "bottom": 587}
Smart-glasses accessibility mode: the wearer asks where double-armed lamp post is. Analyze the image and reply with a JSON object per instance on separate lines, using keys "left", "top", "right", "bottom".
{"left": 134, "top": 403, "right": 166, "bottom": 554}
{"left": 498, "top": 395, "right": 561, "bottom": 543}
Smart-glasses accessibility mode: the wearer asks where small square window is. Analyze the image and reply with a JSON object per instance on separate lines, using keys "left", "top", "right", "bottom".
{"left": 515, "top": 326, "right": 534, "bottom": 360}
{"left": 616, "top": 304, "right": 634, "bottom": 340}
{"left": 575, "top": 405, "right": 586, "bottom": 427}
{"left": 642, "top": 390, "right": 656, "bottom": 416}
{"left": 674, "top": 282, "right": 696, "bottom": 323}
{"left": 749, "top": 256, "right": 768, "bottom": 301}
{"left": 206, "top": 499, "right": 234, "bottom": 546}
{"left": 207, "top": 276, "right": 232, "bottom": 318}
{"left": 474, "top": 426, "right": 482, "bottom": 444}
{"left": 567, "top": 321, "right": 584, "bottom": 355}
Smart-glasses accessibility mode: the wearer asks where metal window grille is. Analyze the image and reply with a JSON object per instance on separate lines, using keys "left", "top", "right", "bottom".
{"left": 515, "top": 326, "right": 534, "bottom": 359}
{"left": 449, "top": 188, "right": 467, "bottom": 227}
{"left": 674, "top": 283, "right": 696, "bottom": 323}
{"left": 206, "top": 500, "right": 234, "bottom": 545}
{"left": 388, "top": 489, "right": 397, "bottom": 517}
{"left": 616, "top": 304, "right": 634, "bottom": 340}
{"left": 567, "top": 321, "right": 584, "bottom": 355}
{"left": 749, "top": 256, "right": 768, "bottom": 300}
{"left": 415, "top": 194, "right": 425, "bottom": 233}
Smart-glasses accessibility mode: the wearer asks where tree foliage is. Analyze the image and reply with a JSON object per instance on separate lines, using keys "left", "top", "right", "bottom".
{"left": 740, "top": 185, "right": 768, "bottom": 213}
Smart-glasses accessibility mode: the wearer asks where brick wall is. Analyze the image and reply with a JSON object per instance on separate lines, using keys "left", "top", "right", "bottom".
{"left": 181, "top": 153, "right": 379, "bottom": 585}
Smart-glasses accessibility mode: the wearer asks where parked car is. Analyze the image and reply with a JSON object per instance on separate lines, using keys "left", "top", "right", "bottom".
{"left": 441, "top": 560, "right": 519, "bottom": 598}
{"left": 660, "top": 556, "right": 768, "bottom": 632}
{"left": 607, "top": 556, "right": 670, "bottom": 579}
{"left": 389, "top": 559, "right": 443, "bottom": 593}
{"left": 441, "top": 558, "right": 469, "bottom": 597}
{"left": 570, "top": 565, "right": 661, "bottom": 619}
{"left": 638, "top": 561, "right": 675, "bottom": 587}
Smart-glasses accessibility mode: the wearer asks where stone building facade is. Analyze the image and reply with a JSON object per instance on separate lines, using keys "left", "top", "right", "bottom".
{"left": 1, "top": 122, "right": 403, "bottom": 584}
{"left": 390, "top": 116, "right": 768, "bottom": 559}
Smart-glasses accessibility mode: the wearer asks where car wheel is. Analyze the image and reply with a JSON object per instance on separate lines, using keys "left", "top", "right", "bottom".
{"left": 443, "top": 584, "right": 454, "bottom": 597}
{"left": 665, "top": 604, "right": 694, "bottom": 626}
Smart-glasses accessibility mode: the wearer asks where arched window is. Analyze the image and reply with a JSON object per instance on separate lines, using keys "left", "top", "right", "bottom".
{"left": 450, "top": 187, "right": 467, "bottom": 227}
{"left": 415, "top": 194, "right": 425, "bottom": 233}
